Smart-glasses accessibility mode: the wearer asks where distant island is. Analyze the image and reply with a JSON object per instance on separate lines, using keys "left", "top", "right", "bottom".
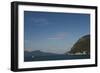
{"left": 24, "top": 34, "right": 90, "bottom": 62}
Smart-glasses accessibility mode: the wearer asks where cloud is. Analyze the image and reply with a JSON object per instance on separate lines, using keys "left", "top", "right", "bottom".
{"left": 48, "top": 32, "right": 67, "bottom": 40}
{"left": 31, "top": 18, "right": 50, "bottom": 26}
{"left": 24, "top": 48, "right": 33, "bottom": 52}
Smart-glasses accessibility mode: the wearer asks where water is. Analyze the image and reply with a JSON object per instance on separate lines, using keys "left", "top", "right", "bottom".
{"left": 24, "top": 54, "right": 90, "bottom": 62}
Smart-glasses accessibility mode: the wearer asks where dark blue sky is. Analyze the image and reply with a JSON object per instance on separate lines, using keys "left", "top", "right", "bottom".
{"left": 24, "top": 11, "right": 90, "bottom": 54}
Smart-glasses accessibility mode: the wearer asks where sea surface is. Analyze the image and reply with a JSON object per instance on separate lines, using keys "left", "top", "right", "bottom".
{"left": 24, "top": 54, "right": 90, "bottom": 62}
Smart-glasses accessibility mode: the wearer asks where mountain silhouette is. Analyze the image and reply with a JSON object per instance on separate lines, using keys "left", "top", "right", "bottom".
{"left": 24, "top": 50, "right": 61, "bottom": 57}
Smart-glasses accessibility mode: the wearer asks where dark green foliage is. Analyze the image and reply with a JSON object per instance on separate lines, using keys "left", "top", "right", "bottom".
{"left": 68, "top": 34, "right": 90, "bottom": 55}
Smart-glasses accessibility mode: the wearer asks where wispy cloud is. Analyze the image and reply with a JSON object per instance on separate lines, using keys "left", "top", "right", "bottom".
{"left": 24, "top": 48, "right": 33, "bottom": 52}
{"left": 31, "top": 18, "right": 50, "bottom": 26}
{"left": 48, "top": 32, "right": 67, "bottom": 40}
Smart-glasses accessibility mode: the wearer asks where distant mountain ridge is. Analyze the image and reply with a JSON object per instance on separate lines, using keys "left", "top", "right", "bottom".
{"left": 24, "top": 50, "right": 61, "bottom": 57}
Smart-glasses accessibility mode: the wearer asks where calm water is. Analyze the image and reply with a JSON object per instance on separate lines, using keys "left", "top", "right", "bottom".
{"left": 24, "top": 55, "right": 90, "bottom": 62}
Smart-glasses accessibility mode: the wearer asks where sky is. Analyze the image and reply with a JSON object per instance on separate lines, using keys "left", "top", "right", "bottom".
{"left": 24, "top": 11, "right": 90, "bottom": 54}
